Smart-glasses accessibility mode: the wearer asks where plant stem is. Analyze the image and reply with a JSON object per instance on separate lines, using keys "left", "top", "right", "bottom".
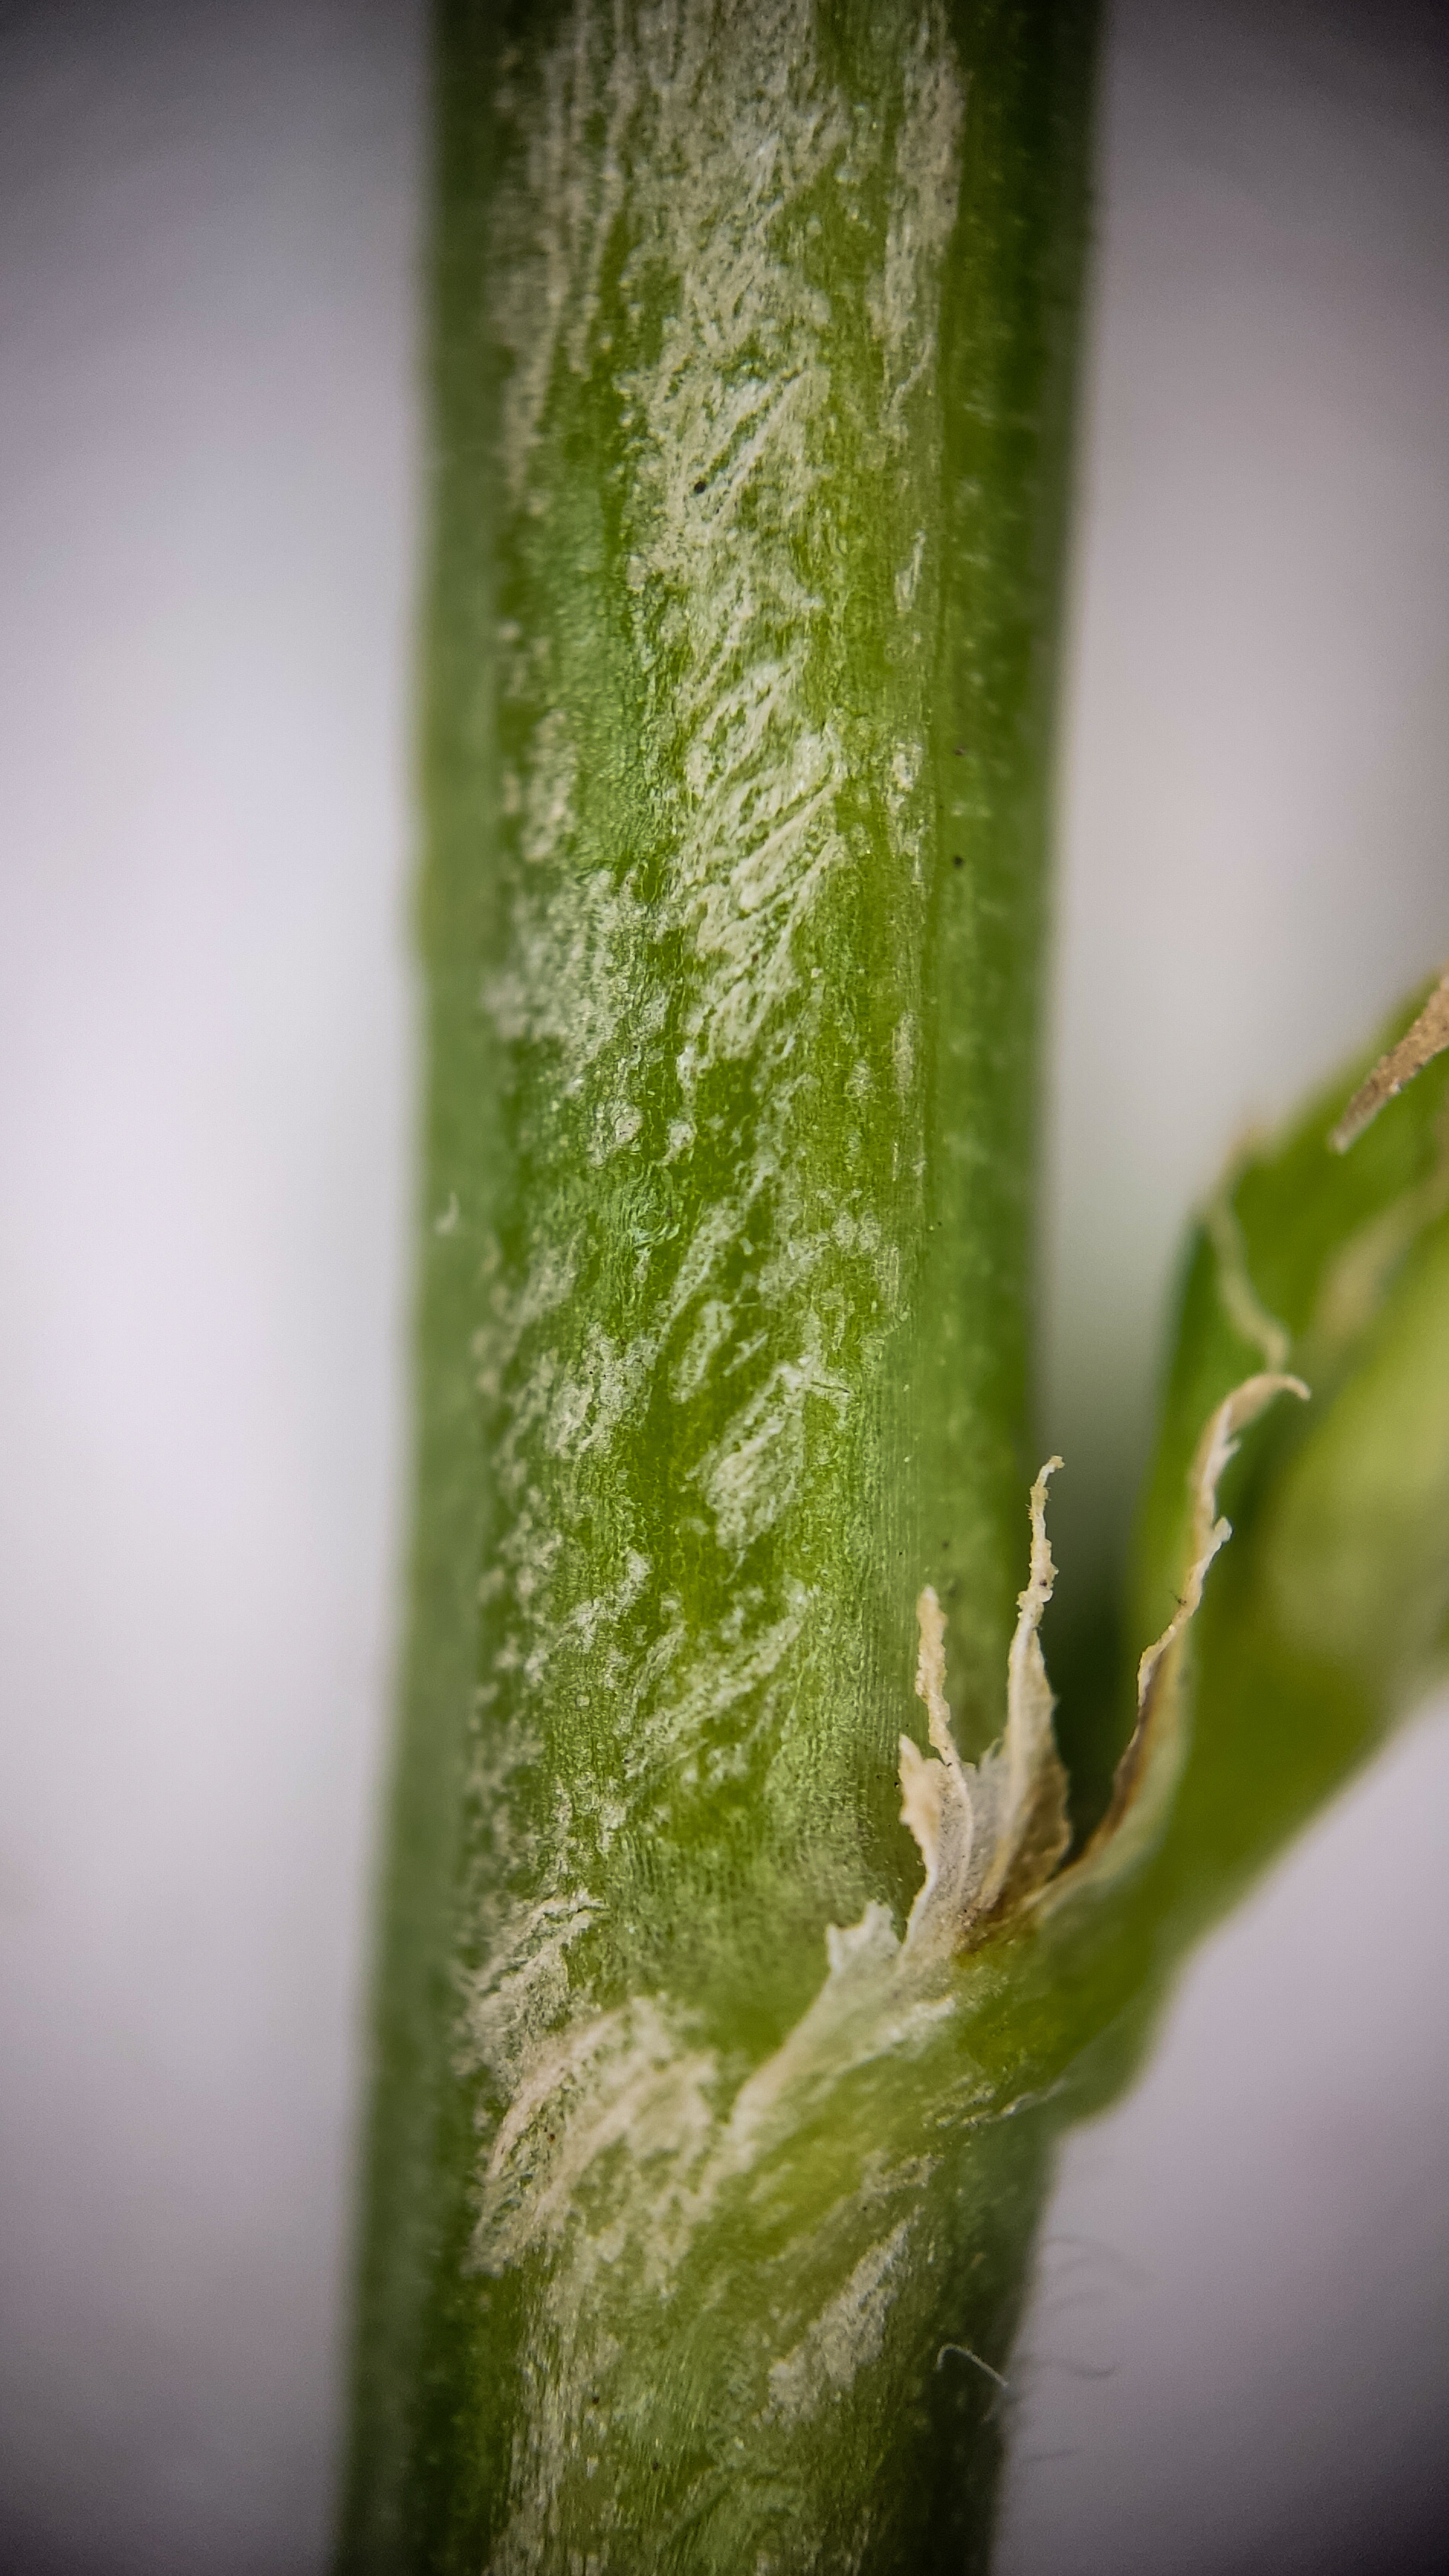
{"left": 344, "top": 5, "right": 1098, "bottom": 2568}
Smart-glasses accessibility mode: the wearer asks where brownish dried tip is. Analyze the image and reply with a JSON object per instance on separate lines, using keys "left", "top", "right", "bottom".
{"left": 1331, "top": 971, "right": 1449, "bottom": 1153}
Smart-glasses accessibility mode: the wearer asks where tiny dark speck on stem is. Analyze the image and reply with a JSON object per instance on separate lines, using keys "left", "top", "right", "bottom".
{"left": 953, "top": 854, "right": 964, "bottom": 868}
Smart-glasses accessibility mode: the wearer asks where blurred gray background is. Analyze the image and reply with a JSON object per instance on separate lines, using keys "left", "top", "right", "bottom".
{"left": 0, "top": 2, "right": 1444, "bottom": 2570}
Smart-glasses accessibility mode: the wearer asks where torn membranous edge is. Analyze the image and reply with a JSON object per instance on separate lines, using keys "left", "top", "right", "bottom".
{"left": 898, "top": 1375, "right": 1309, "bottom": 1953}
{"left": 899, "top": 1459, "right": 1070, "bottom": 1960}
{"left": 1049, "top": 1369, "right": 1308, "bottom": 1906}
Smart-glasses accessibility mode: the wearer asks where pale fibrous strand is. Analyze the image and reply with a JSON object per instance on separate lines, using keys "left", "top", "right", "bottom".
{"left": 1331, "top": 969, "right": 1449, "bottom": 1152}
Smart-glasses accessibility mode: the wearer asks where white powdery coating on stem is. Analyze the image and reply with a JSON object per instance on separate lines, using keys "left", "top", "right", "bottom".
{"left": 614, "top": 7, "right": 851, "bottom": 1091}
{"left": 475, "top": 5, "right": 970, "bottom": 2555}
{"left": 766, "top": 2220, "right": 915, "bottom": 2423}
{"left": 478, "top": 0, "right": 965, "bottom": 2065}
{"left": 490, "top": 0, "right": 962, "bottom": 1109}
{"left": 871, "top": 27, "right": 970, "bottom": 435}
{"left": 695, "top": 1337, "right": 851, "bottom": 1552}
{"left": 476, "top": 0, "right": 962, "bottom": 1820}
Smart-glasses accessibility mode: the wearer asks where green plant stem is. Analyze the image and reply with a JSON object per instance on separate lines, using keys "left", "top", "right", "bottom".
{"left": 342, "top": 4, "right": 1097, "bottom": 2569}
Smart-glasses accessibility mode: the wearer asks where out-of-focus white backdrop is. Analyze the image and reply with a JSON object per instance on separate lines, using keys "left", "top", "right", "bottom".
{"left": 0, "top": 2, "right": 1444, "bottom": 2571}
{"left": 0, "top": 5, "right": 421, "bottom": 2570}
